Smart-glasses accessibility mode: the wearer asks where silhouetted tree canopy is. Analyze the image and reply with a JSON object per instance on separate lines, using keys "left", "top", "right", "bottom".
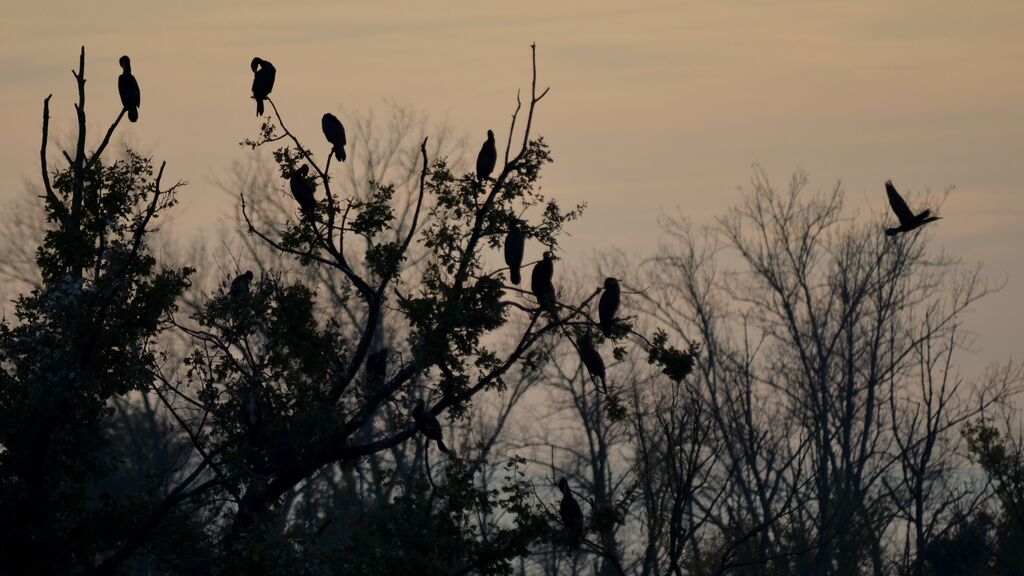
{"left": 0, "top": 45, "right": 702, "bottom": 575}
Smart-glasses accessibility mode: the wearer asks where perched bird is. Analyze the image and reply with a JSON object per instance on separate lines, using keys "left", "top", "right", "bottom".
{"left": 365, "top": 348, "right": 389, "bottom": 388}
{"left": 412, "top": 399, "right": 449, "bottom": 453}
{"left": 229, "top": 271, "right": 254, "bottom": 302}
{"left": 117, "top": 56, "right": 141, "bottom": 123}
{"left": 251, "top": 57, "right": 276, "bottom": 117}
{"left": 504, "top": 221, "right": 526, "bottom": 285}
{"left": 530, "top": 251, "right": 556, "bottom": 311}
{"left": 578, "top": 333, "right": 606, "bottom": 388}
{"left": 322, "top": 113, "right": 347, "bottom": 162}
{"left": 558, "top": 478, "right": 585, "bottom": 549}
{"left": 598, "top": 278, "right": 620, "bottom": 337}
{"left": 885, "top": 180, "right": 941, "bottom": 236}
{"left": 289, "top": 165, "right": 316, "bottom": 221}
{"left": 476, "top": 130, "right": 497, "bottom": 181}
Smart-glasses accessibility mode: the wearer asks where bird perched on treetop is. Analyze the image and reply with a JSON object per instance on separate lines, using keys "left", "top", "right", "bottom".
{"left": 578, "top": 333, "right": 606, "bottom": 391}
{"left": 558, "top": 478, "right": 584, "bottom": 549}
{"left": 250, "top": 57, "right": 276, "bottom": 117}
{"left": 598, "top": 277, "right": 620, "bottom": 337}
{"left": 117, "top": 56, "right": 140, "bottom": 123}
{"left": 884, "top": 180, "right": 941, "bottom": 236}
{"left": 531, "top": 251, "right": 556, "bottom": 312}
{"left": 229, "top": 271, "right": 254, "bottom": 302}
{"left": 504, "top": 221, "right": 526, "bottom": 285}
{"left": 412, "top": 399, "right": 449, "bottom": 454}
{"left": 322, "top": 113, "right": 347, "bottom": 162}
{"left": 477, "top": 130, "right": 497, "bottom": 181}
{"left": 289, "top": 165, "right": 316, "bottom": 222}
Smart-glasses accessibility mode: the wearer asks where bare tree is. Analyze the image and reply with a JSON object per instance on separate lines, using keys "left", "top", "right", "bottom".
{"left": 638, "top": 167, "right": 1014, "bottom": 575}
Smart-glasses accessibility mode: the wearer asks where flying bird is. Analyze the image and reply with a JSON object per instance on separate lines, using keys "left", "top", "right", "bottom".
{"left": 322, "top": 113, "right": 347, "bottom": 162}
{"left": 117, "top": 56, "right": 140, "bottom": 123}
{"left": 558, "top": 478, "right": 584, "bottom": 550}
{"left": 578, "top": 333, "right": 606, "bottom": 388}
{"left": 598, "top": 277, "right": 620, "bottom": 337}
{"left": 412, "top": 399, "right": 449, "bottom": 454}
{"left": 229, "top": 271, "right": 254, "bottom": 302}
{"left": 885, "top": 180, "right": 941, "bottom": 236}
{"left": 504, "top": 221, "right": 525, "bottom": 285}
{"left": 476, "top": 130, "right": 497, "bottom": 181}
{"left": 251, "top": 57, "right": 276, "bottom": 117}
{"left": 530, "top": 251, "right": 556, "bottom": 311}
{"left": 289, "top": 165, "right": 316, "bottom": 221}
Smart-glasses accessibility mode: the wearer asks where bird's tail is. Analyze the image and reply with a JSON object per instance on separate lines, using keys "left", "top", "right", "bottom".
{"left": 436, "top": 438, "right": 449, "bottom": 454}
{"left": 600, "top": 321, "right": 612, "bottom": 337}
{"left": 128, "top": 108, "right": 138, "bottom": 123}
{"left": 885, "top": 227, "right": 902, "bottom": 237}
{"left": 334, "top": 147, "right": 346, "bottom": 162}
{"left": 509, "top": 267, "right": 521, "bottom": 285}
{"left": 256, "top": 99, "right": 264, "bottom": 117}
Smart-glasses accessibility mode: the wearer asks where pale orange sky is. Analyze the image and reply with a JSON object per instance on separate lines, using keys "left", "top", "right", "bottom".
{"left": 2, "top": 1, "right": 1022, "bottom": 371}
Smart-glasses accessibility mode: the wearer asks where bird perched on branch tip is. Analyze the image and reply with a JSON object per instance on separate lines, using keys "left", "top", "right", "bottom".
{"left": 251, "top": 57, "right": 276, "bottom": 117}
{"left": 118, "top": 56, "right": 140, "bottom": 123}
{"left": 322, "top": 113, "right": 347, "bottom": 162}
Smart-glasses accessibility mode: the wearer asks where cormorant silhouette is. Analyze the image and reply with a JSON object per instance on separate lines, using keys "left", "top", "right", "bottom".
{"left": 598, "top": 277, "right": 620, "bottom": 337}
{"left": 578, "top": 333, "right": 606, "bottom": 386}
{"left": 117, "top": 56, "right": 140, "bottom": 123}
{"left": 530, "top": 251, "right": 556, "bottom": 311}
{"left": 476, "top": 130, "right": 497, "bottom": 181}
{"left": 229, "top": 271, "right": 254, "bottom": 302}
{"left": 412, "top": 399, "right": 449, "bottom": 453}
{"left": 251, "top": 57, "right": 276, "bottom": 117}
{"left": 504, "top": 221, "right": 525, "bottom": 285}
{"left": 885, "top": 180, "right": 941, "bottom": 236}
{"left": 322, "top": 113, "right": 347, "bottom": 162}
{"left": 289, "top": 165, "right": 316, "bottom": 221}
{"left": 558, "top": 478, "right": 584, "bottom": 549}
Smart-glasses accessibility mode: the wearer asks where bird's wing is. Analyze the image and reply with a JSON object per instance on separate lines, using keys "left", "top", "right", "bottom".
{"left": 885, "top": 181, "right": 915, "bottom": 225}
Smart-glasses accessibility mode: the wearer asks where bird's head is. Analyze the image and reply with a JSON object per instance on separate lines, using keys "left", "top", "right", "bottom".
{"left": 487, "top": 129, "right": 494, "bottom": 140}
{"left": 558, "top": 478, "right": 570, "bottom": 493}
{"left": 295, "top": 164, "right": 309, "bottom": 178}
{"left": 119, "top": 55, "right": 131, "bottom": 70}
{"left": 412, "top": 399, "right": 426, "bottom": 415}
{"left": 244, "top": 271, "right": 254, "bottom": 281}
{"left": 251, "top": 57, "right": 263, "bottom": 72}
{"left": 604, "top": 277, "right": 619, "bottom": 289}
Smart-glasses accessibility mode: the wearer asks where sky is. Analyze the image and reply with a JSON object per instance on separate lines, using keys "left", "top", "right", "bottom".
{"left": 1, "top": 1, "right": 1022, "bottom": 372}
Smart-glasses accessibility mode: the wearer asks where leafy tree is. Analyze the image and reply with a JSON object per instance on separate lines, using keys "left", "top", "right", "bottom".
{"left": 0, "top": 45, "right": 695, "bottom": 574}
{"left": 0, "top": 49, "right": 192, "bottom": 573}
